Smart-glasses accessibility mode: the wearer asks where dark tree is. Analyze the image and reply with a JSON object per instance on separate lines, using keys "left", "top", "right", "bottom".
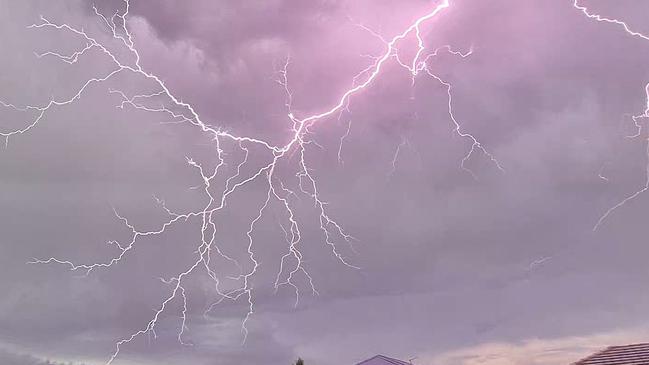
{"left": 295, "top": 358, "right": 304, "bottom": 365}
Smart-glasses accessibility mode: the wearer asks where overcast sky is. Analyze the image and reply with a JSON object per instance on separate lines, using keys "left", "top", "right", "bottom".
{"left": 2, "top": 1, "right": 649, "bottom": 364}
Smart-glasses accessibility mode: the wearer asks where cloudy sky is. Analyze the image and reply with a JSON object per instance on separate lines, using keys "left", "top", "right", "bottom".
{"left": 2, "top": 1, "right": 649, "bottom": 364}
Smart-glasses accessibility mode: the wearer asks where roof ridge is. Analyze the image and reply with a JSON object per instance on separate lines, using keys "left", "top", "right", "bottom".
{"left": 573, "top": 343, "right": 649, "bottom": 364}
{"left": 609, "top": 342, "right": 649, "bottom": 348}
{"left": 573, "top": 346, "right": 613, "bottom": 365}
{"left": 355, "top": 354, "right": 410, "bottom": 365}
{"left": 377, "top": 354, "right": 411, "bottom": 365}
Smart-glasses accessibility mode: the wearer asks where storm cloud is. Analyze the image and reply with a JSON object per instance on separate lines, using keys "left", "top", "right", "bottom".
{"left": 1, "top": 1, "right": 649, "bottom": 364}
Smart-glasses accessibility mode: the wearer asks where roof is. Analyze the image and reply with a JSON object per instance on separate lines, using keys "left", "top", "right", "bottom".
{"left": 355, "top": 355, "right": 411, "bottom": 365}
{"left": 574, "top": 343, "right": 649, "bottom": 365}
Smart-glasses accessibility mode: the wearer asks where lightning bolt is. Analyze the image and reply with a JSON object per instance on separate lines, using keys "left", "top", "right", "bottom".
{"left": 571, "top": 1, "right": 649, "bottom": 231}
{"left": 1, "top": 0, "right": 504, "bottom": 363}
{"left": 598, "top": 164, "right": 609, "bottom": 182}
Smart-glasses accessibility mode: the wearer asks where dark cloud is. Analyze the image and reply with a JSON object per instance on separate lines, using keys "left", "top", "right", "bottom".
{"left": 2, "top": 0, "right": 649, "bottom": 364}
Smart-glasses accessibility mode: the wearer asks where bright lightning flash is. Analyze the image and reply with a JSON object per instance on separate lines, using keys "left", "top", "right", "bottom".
{"left": 571, "top": 1, "right": 649, "bottom": 231}
{"left": 0, "top": 0, "right": 502, "bottom": 363}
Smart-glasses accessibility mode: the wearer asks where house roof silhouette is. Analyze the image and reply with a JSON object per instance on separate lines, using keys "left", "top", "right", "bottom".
{"left": 355, "top": 355, "right": 411, "bottom": 365}
{"left": 574, "top": 343, "right": 649, "bottom": 364}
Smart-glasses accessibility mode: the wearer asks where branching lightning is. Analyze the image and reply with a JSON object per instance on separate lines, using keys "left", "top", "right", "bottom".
{"left": 0, "top": 0, "right": 503, "bottom": 363}
{"left": 572, "top": 1, "right": 649, "bottom": 231}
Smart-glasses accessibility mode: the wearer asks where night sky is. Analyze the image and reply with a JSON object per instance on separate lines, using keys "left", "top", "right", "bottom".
{"left": 2, "top": 1, "right": 649, "bottom": 364}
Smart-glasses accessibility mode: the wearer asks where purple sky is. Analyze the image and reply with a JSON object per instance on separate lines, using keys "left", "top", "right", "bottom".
{"left": 2, "top": 1, "right": 649, "bottom": 364}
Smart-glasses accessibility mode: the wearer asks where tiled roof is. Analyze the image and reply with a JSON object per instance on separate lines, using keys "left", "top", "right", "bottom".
{"left": 574, "top": 343, "right": 649, "bottom": 365}
{"left": 355, "top": 355, "right": 411, "bottom": 365}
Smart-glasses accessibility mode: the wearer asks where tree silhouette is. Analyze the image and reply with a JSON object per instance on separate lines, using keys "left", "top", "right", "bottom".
{"left": 295, "top": 358, "right": 304, "bottom": 365}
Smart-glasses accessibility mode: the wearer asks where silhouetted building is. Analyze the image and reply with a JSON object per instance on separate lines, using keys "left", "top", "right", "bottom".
{"left": 356, "top": 355, "right": 410, "bottom": 365}
{"left": 574, "top": 343, "right": 649, "bottom": 364}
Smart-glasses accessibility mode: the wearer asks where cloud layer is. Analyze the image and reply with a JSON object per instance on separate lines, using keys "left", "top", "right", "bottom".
{"left": 1, "top": 0, "right": 649, "bottom": 364}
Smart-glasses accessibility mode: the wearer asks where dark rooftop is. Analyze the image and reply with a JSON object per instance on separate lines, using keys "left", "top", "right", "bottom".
{"left": 355, "top": 355, "right": 411, "bottom": 365}
{"left": 574, "top": 343, "right": 649, "bottom": 365}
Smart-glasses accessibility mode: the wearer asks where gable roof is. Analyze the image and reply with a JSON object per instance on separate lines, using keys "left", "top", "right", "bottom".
{"left": 355, "top": 355, "right": 411, "bottom": 365}
{"left": 574, "top": 343, "right": 649, "bottom": 365}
